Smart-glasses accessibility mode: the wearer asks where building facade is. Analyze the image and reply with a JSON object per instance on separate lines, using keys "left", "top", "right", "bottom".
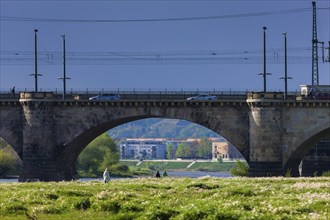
{"left": 212, "top": 140, "right": 244, "bottom": 161}
{"left": 120, "top": 139, "right": 167, "bottom": 160}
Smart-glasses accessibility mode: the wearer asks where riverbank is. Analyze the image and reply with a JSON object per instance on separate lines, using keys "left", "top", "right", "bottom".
{"left": 120, "top": 160, "right": 241, "bottom": 172}
{"left": 0, "top": 177, "right": 329, "bottom": 219}
{"left": 0, "top": 171, "right": 231, "bottom": 182}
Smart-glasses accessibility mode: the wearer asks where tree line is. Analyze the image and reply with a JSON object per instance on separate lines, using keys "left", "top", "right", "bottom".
{"left": 166, "top": 138, "right": 212, "bottom": 159}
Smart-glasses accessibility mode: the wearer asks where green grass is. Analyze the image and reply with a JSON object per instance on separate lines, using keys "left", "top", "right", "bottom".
{"left": 162, "top": 162, "right": 192, "bottom": 170}
{"left": 0, "top": 177, "right": 329, "bottom": 219}
{"left": 119, "top": 161, "right": 139, "bottom": 167}
{"left": 188, "top": 162, "right": 238, "bottom": 172}
{"left": 134, "top": 161, "right": 165, "bottom": 170}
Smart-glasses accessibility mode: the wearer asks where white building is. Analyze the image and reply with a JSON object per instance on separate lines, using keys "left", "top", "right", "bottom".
{"left": 120, "top": 139, "right": 167, "bottom": 160}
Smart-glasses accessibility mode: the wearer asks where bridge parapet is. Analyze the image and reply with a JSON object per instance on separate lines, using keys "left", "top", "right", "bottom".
{"left": 247, "top": 92, "right": 329, "bottom": 108}
{"left": 247, "top": 92, "right": 284, "bottom": 100}
{"left": 20, "top": 92, "right": 54, "bottom": 100}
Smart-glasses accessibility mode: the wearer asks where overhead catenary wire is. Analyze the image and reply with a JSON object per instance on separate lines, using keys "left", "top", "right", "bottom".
{"left": 0, "top": 47, "right": 313, "bottom": 65}
{"left": 1, "top": 7, "right": 329, "bottom": 23}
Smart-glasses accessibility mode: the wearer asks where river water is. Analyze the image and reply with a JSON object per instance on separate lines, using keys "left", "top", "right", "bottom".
{"left": 0, "top": 171, "right": 231, "bottom": 182}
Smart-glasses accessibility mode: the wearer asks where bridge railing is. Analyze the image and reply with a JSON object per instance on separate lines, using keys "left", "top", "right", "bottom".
{"left": 0, "top": 89, "right": 249, "bottom": 100}
{"left": 0, "top": 89, "right": 310, "bottom": 101}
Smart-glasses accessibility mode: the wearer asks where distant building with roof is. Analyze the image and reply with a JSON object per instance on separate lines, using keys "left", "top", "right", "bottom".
{"left": 212, "top": 139, "right": 244, "bottom": 161}
{"left": 119, "top": 139, "right": 167, "bottom": 160}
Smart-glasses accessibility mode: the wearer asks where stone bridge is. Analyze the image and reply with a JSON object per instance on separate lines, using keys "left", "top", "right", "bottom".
{"left": 0, "top": 92, "right": 329, "bottom": 181}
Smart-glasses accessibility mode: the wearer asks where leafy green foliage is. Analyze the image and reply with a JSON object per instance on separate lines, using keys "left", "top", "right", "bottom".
{"left": 175, "top": 142, "right": 191, "bottom": 158}
{"left": 0, "top": 177, "right": 329, "bottom": 219}
{"left": 76, "top": 133, "right": 125, "bottom": 177}
{"left": 196, "top": 137, "right": 212, "bottom": 158}
{"left": 285, "top": 168, "right": 292, "bottom": 177}
{"left": 0, "top": 138, "right": 22, "bottom": 177}
{"left": 166, "top": 143, "right": 172, "bottom": 159}
{"left": 230, "top": 160, "right": 249, "bottom": 176}
{"left": 174, "top": 138, "right": 211, "bottom": 159}
{"left": 0, "top": 150, "right": 16, "bottom": 177}
{"left": 322, "top": 170, "right": 330, "bottom": 176}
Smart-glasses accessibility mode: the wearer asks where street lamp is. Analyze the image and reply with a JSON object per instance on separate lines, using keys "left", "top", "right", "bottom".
{"left": 30, "top": 29, "right": 42, "bottom": 92}
{"left": 258, "top": 26, "right": 271, "bottom": 93}
{"left": 58, "top": 35, "right": 71, "bottom": 99}
{"left": 279, "top": 32, "right": 293, "bottom": 100}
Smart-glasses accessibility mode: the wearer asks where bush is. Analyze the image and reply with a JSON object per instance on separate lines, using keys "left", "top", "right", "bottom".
{"left": 322, "top": 171, "right": 330, "bottom": 177}
{"left": 230, "top": 160, "right": 248, "bottom": 176}
{"left": 285, "top": 169, "right": 292, "bottom": 177}
{"left": 0, "top": 150, "right": 16, "bottom": 177}
{"left": 111, "top": 164, "right": 129, "bottom": 172}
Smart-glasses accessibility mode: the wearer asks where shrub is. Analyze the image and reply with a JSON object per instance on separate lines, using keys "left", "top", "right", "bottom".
{"left": 230, "top": 160, "right": 248, "bottom": 176}
{"left": 285, "top": 169, "right": 292, "bottom": 177}
{"left": 111, "top": 164, "right": 129, "bottom": 173}
{"left": 322, "top": 170, "right": 330, "bottom": 177}
{"left": 0, "top": 150, "right": 16, "bottom": 177}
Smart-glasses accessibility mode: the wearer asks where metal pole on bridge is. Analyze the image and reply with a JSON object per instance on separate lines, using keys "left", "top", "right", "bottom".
{"left": 263, "top": 27, "right": 267, "bottom": 93}
{"left": 258, "top": 27, "right": 271, "bottom": 93}
{"left": 59, "top": 35, "right": 71, "bottom": 99}
{"left": 30, "top": 29, "right": 42, "bottom": 92}
{"left": 279, "top": 33, "right": 292, "bottom": 100}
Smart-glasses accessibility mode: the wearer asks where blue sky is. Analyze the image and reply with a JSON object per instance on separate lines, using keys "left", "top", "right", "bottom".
{"left": 1, "top": 0, "right": 329, "bottom": 92}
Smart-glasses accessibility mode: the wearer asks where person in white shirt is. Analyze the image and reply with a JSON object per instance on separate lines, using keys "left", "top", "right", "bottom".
{"left": 103, "top": 168, "right": 110, "bottom": 183}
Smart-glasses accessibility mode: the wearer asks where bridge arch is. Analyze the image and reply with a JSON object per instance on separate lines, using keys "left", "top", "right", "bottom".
{"left": 55, "top": 105, "right": 250, "bottom": 179}
{"left": 284, "top": 121, "right": 330, "bottom": 175}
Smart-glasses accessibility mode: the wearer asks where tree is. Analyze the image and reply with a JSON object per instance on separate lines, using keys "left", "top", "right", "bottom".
{"left": 175, "top": 143, "right": 191, "bottom": 158}
{"left": 77, "top": 133, "right": 120, "bottom": 177}
{"left": 196, "top": 138, "right": 212, "bottom": 159}
{"left": 166, "top": 143, "right": 172, "bottom": 159}
{"left": 0, "top": 150, "right": 16, "bottom": 177}
{"left": 230, "top": 160, "right": 249, "bottom": 176}
{"left": 175, "top": 144, "right": 184, "bottom": 158}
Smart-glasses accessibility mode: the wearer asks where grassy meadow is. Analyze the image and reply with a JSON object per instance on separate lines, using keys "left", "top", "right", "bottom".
{"left": 0, "top": 177, "right": 329, "bottom": 220}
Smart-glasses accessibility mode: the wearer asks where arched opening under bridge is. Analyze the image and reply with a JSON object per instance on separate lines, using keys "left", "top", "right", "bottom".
{"left": 284, "top": 127, "right": 330, "bottom": 177}
{"left": 75, "top": 118, "right": 247, "bottom": 179}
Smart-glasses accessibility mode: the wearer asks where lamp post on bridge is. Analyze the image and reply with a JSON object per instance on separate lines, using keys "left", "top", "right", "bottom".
{"left": 279, "top": 32, "right": 292, "bottom": 100}
{"left": 258, "top": 26, "right": 271, "bottom": 93}
{"left": 30, "top": 29, "right": 42, "bottom": 92}
{"left": 58, "top": 35, "right": 70, "bottom": 99}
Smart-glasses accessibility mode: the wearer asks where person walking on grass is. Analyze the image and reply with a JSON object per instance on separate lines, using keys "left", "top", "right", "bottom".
{"left": 103, "top": 168, "right": 110, "bottom": 183}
